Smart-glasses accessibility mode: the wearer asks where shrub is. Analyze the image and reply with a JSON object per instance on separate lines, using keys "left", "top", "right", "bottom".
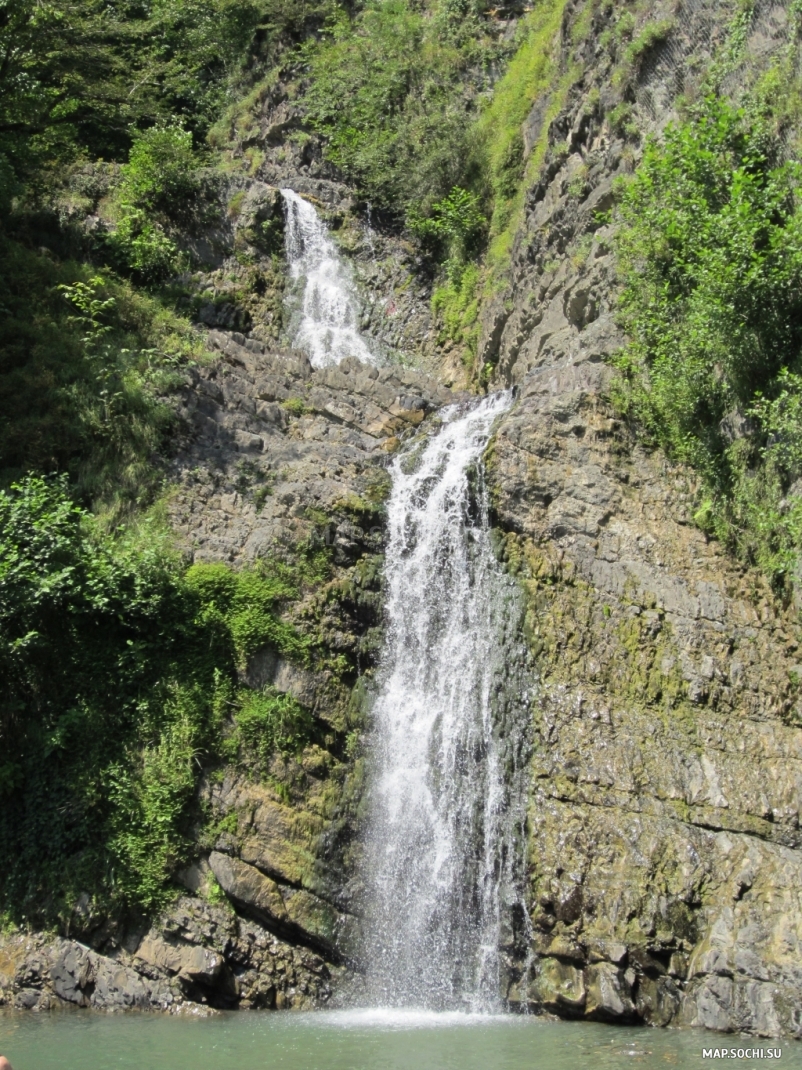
{"left": 298, "top": 0, "right": 500, "bottom": 222}
{"left": 431, "top": 262, "right": 480, "bottom": 354}
{"left": 0, "top": 478, "right": 317, "bottom": 920}
{"left": 118, "top": 124, "right": 200, "bottom": 215}
{"left": 749, "top": 369, "right": 802, "bottom": 478}
{"left": 186, "top": 560, "right": 312, "bottom": 667}
{"left": 105, "top": 210, "right": 181, "bottom": 282}
{"left": 612, "top": 96, "right": 802, "bottom": 583}
{"left": 410, "top": 186, "right": 485, "bottom": 274}
{"left": 229, "top": 689, "right": 314, "bottom": 773}
{"left": 103, "top": 123, "right": 201, "bottom": 282}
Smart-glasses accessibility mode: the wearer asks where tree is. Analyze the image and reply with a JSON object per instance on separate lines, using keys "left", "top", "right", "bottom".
{"left": 0, "top": 0, "right": 265, "bottom": 190}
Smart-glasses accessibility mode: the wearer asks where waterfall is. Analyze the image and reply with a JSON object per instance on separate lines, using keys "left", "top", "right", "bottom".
{"left": 361, "top": 392, "right": 534, "bottom": 1012}
{"left": 281, "top": 189, "right": 378, "bottom": 368}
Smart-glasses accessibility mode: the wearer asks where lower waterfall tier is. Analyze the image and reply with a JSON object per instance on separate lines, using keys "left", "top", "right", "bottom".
{"left": 360, "top": 391, "right": 534, "bottom": 1011}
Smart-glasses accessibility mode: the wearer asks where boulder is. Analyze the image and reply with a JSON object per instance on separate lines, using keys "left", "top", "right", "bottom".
{"left": 208, "top": 851, "right": 288, "bottom": 927}
{"left": 584, "top": 963, "right": 636, "bottom": 1021}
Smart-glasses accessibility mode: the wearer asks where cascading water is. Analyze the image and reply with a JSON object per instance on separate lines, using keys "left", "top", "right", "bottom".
{"left": 279, "top": 193, "right": 532, "bottom": 1011}
{"left": 361, "top": 392, "right": 534, "bottom": 1012}
{"left": 281, "top": 189, "right": 378, "bottom": 368}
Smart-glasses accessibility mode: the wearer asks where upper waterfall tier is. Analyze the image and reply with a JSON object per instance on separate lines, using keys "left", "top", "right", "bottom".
{"left": 281, "top": 189, "right": 379, "bottom": 368}
{"left": 361, "top": 390, "right": 534, "bottom": 1012}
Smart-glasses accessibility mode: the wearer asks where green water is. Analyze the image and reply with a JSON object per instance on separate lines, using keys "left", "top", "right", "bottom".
{"left": 0, "top": 1009, "right": 796, "bottom": 1070}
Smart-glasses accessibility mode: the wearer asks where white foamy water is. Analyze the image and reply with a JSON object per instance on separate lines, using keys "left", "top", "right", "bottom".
{"left": 309, "top": 1008, "right": 510, "bottom": 1031}
{"left": 281, "top": 189, "right": 378, "bottom": 368}
{"left": 361, "top": 392, "right": 534, "bottom": 1012}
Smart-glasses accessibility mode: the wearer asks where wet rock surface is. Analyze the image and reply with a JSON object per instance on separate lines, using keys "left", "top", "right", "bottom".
{"left": 0, "top": 896, "right": 336, "bottom": 1013}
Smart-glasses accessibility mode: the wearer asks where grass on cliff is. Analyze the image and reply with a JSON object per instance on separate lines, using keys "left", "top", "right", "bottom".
{"left": 426, "top": 0, "right": 573, "bottom": 363}
{"left": 612, "top": 95, "right": 802, "bottom": 589}
{"left": 0, "top": 477, "right": 322, "bottom": 922}
{"left": 473, "top": 0, "right": 570, "bottom": 265}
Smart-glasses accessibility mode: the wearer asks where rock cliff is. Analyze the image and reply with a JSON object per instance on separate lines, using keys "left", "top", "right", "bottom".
{"left": 491, "top": 376, "right": 802, "bottom": 1036}
{"left": 3, "top": 0, "right": 802, "bottom": 1042}
{"left": 482, "top": 0, "right": 802, "bottom": 1039}
{"left": 0, "top": 325, "right": 459, "bottom": 1014}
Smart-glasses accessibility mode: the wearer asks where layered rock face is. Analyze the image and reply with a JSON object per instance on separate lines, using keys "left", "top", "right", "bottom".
{"left": 492, "top": 383, "right": 802, "bottom": 1037}
{"left": 162, "top": 331, "right": 456, "bottom": 971}
{"left": 0, "top": 325, "right": 458, "bottom": 1014}
{"left": 168, "top": 328, "right": 456, "bottom": 567}
{"left": 481, "top": 0, "right": 802, "bottom": 1039}
{"left": 0, "top": 897, "right": 335, "bottom": 1013}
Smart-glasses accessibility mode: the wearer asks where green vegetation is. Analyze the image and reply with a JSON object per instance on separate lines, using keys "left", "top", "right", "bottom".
{"left": 0, "top": 477, "right": 324, "bottom": 921}
{"left": 295, "top": 0, "right": 572, "bottom": 359}
{"left": 0, "top": 0, "right": 342, "bottom": 507}
{"left": 0, "top": 256, "right": 206, "bottom": 519}
{"left": 225, "top": 690, "right": 314, "bottom": 775}
{"left": 104, "top": 124, "right": 206, "bottom": 282}
{"left": 295, "top": 0, "right": 571, "bottom": 253}
{"left": 410, "top": 186, "right": 485, "bottom": 275}
{"left": 431, "top": 264, "right": 481, "bottom": 356}
{"left": 437, "top": 0, "right": 572, "bottom": 359}
{"left": 281, "top": 396, "right": 314, "bottom": 417}
{"left": 0, "top": 0, "right": 266, "bottom": 196}
{"left": 624, "top": 18, "right": 674, "bottom": 67}
{"left": 612, "top": 96, "right": 802, "bottom": 584}
{"left": 186, "top": 560, "right": 314, "bottom": 667}
{"left": 119, "top": 125, "right": 201, "bottom": 214}
{"left": 0, "top": 0, "right": 365, "bottom": 925}
{"left": 298, "top": 0, "right": 502, "bottom": 223}
{"left": 0, "top": 0, "right": 282, "bottom": 515}
{"left": 472, "top": 0, "right": 569, "bottom": 260}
